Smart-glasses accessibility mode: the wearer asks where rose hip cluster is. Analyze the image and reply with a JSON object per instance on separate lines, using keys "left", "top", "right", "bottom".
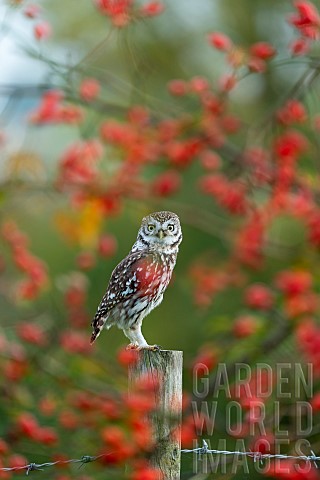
{"left": 0, "top": 346, "right": 171, "bottom": 479}
{"left": 58, "top": 272, "right": 92, "bottom": 355}
{"left": 21, "top": 1, "right": 165, "bottom": 41}
{"left": 94, "top": 0, "right": 164, "bottom": 27}
{"left": 208, "top": 32, "right": 276, "bottom": 74}
{"left": 296, "top": 320, "right": 320, "bottom": 376}
{"left": 288, "top": 0, "right": 320, "bottom": 54}
{"left": 30, "top": 90, "right": 83, "bottom": 125}
{"left": 1, "top": 220, "right": 48, "bottom": 301}
{"left": 21, "top": 3, "right": 51, "bottom": 41}
{"left": 190, "top": 264, "right": 319, "bottom": 332}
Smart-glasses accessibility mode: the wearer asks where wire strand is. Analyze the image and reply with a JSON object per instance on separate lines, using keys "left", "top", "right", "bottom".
{"left": 181, "top": 440, "right": 319, "bottom": 467}
{"left": 0, "top": 453, "right": 111, "bottom": 475}
{"left": 1, "top": 442, "right": 320, "bottom": 475}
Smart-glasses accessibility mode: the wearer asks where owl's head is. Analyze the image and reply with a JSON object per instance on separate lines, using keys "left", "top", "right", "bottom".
{"left": 136, "top": 211, "right": 182, "bottom": 252}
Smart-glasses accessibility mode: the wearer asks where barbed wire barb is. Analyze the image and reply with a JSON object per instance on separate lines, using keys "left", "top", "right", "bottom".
{"left": 249, "top": 449, "right": 263, "bottom": 465}
{"left": 310, "top": 450, "right": 318, "bottom": 469}
{"left": 78, "top": 455, "right": 102, "bottom": 469}
{"left": 26, "top": 464, "right": 44, "bottom": 476}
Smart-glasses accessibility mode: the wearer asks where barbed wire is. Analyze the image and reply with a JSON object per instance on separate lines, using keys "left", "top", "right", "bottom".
{"left": 1, "top": 441, "right": 320, "bottom": 475}
{"left": 181, "top": 440, "right": 320, "bottom": 468}
{"left": 0, "top": 454, "right": 111, "bottom": 475}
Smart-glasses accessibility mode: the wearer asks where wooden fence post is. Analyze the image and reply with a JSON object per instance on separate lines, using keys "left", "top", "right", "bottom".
{"left": 128, "top": 349, "right": 183, "bottom": 480}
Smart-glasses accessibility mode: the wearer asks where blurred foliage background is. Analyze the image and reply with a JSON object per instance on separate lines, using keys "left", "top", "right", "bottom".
{"left": 2, "top": 0, "right": 320, "bottom": 478}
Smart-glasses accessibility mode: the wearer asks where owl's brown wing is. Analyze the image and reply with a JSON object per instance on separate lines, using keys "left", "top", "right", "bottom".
{"left": 90, "top": 250, "right": 158, "bottom": 344}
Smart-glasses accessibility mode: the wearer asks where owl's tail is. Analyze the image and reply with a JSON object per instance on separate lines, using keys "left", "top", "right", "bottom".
{"left": 90, "top": 329, "right": 100, "bottom": 345}
{"left": 90, "top": 317, "right": 105, "bottom": 344}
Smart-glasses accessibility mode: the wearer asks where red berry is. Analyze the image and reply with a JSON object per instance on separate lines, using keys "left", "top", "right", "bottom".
{"left": 250, "top": 42, "right": 276, "bottom": 59}
{"left": 289, "top": 37, "right": 310, "bottom": 55}
{"left": 39, "top": 396, "right": 56, "bottom": 416}
{"left": 191, "top": 345, "right": 217, "bottom": 371}
{"left": 189, "top": 76, "right": 210, "bottom": 93}
{"left": 17, "top": 323, "right": 47, "bottom": 346}
{"left": 207, "top": 32, "right": 233, "bottom": 51}
{"left": 285, "top": 292, "right": 318, "bottom": 318}
{"left": 76, "top": 251, "right": 96, "bottom": 270}
{"left": 152, "top": 170, "right": 181, "bottom": 197}
{"left": 15, "top": 280, "right": 39, "bottom": 301}
{"left": 276, "top": 99, "right": 307, "bottom": 125}
{"left": 274, "top": 130, "right": 308, "bottom": 159}
{"left": 125, "top": 392, "right": 156, "bottom": 413}
{"left": 248, "top": 57, "right": 266, "bottom": 73}
{"left": 16, "top": 413, "right": 40, "bottom": 439}
{"left": 36, "top": 427, "right": 58, "bottom": 445}
{"left": 59, "top": 410, "right": 79, "bottom": 429}
{"left": 0, "top": 439, "right": 9, "bottom": 455}
{"left": 167, "top": 79, "right": 188, "bottom": 96}
{"left": 233, "top": 315, "right": 258, "bottom": 338}
{"left": 130, "top": 465, "right": 161, "bottom": 480}
{"left": 311, "top": 392, "right": 320, "bottom": 410}
{"left": 244, "top": 284, "right": 274, "bottom": 310}
{"left": 34, "top": 21, "right": 52, "bottom": 40}
{"left": 200, "top": 151, "right": 221, "bottom": 170}
{"left": 24, "top": 4, "right": 41, "bottom": 18}
{"left": 274, "top": 270, "right": 312, "bottom": 296}
{"left": 79, "top": 78, "right": 100, "bottom": 102}
{"left": 60, "top": 331, "right": 92, "bottom": 355}
{"left": 101, "top": 425, "right": 125, "bottom": 447}
{"left": 139, "top": 1, "right": 164, "bottom": 17}
{"left": 98, "top": 234, "right": 117, "bottom": 257}
{"left": 9, "top": 454, "right": 28, "bottom": 470}
{"left": 219, "top": 74, "right": 237, "bottom": 92}
{"left": 117, "top": 347, "right": 139, "bottom": 367}
{"left": 293, "top": 1, "right": 320, "bottom": 26}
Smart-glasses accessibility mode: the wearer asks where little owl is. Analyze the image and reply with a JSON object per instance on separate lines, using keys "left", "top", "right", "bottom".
{"left": 90, "top": 211, "right": 182, "bottom": 350}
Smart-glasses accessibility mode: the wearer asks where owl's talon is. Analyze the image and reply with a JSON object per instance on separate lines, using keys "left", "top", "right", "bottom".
{"left": 126, "top": 342, "right": 139, "bottom": 350}
{"left": 138, "top": 344, "right": 162, "bottom": 351}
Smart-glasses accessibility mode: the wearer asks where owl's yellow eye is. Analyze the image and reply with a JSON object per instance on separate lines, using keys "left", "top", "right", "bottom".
{"left": 167, "top": 224, "right": 174, "bottom": 232}
{"left": 147, "top": 224, "right": 155, "bottom": 232}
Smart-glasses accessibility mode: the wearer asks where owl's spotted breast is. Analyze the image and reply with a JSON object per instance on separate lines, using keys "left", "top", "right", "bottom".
{"left": 91, "top": 250, "right": 176, "bottom": 341}
{"left": 90, "top": 211, "right": 182, "bottom": 348}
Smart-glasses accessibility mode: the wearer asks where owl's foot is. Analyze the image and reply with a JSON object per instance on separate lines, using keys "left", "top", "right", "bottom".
{"left": 126, "top": 342, "right": 139, "bottom": 350}
{"left": 138, "top": 344, "right": 162, "bottom": 351}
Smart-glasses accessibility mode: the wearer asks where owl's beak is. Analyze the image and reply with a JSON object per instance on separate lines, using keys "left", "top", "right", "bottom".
{"left": 158, "top": 229, "right": 164, "bottom": 239}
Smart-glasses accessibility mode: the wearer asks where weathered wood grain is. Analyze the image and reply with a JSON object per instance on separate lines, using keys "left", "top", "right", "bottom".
{"left": 129, "top": 349, "right": 183, "bottom": 480}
